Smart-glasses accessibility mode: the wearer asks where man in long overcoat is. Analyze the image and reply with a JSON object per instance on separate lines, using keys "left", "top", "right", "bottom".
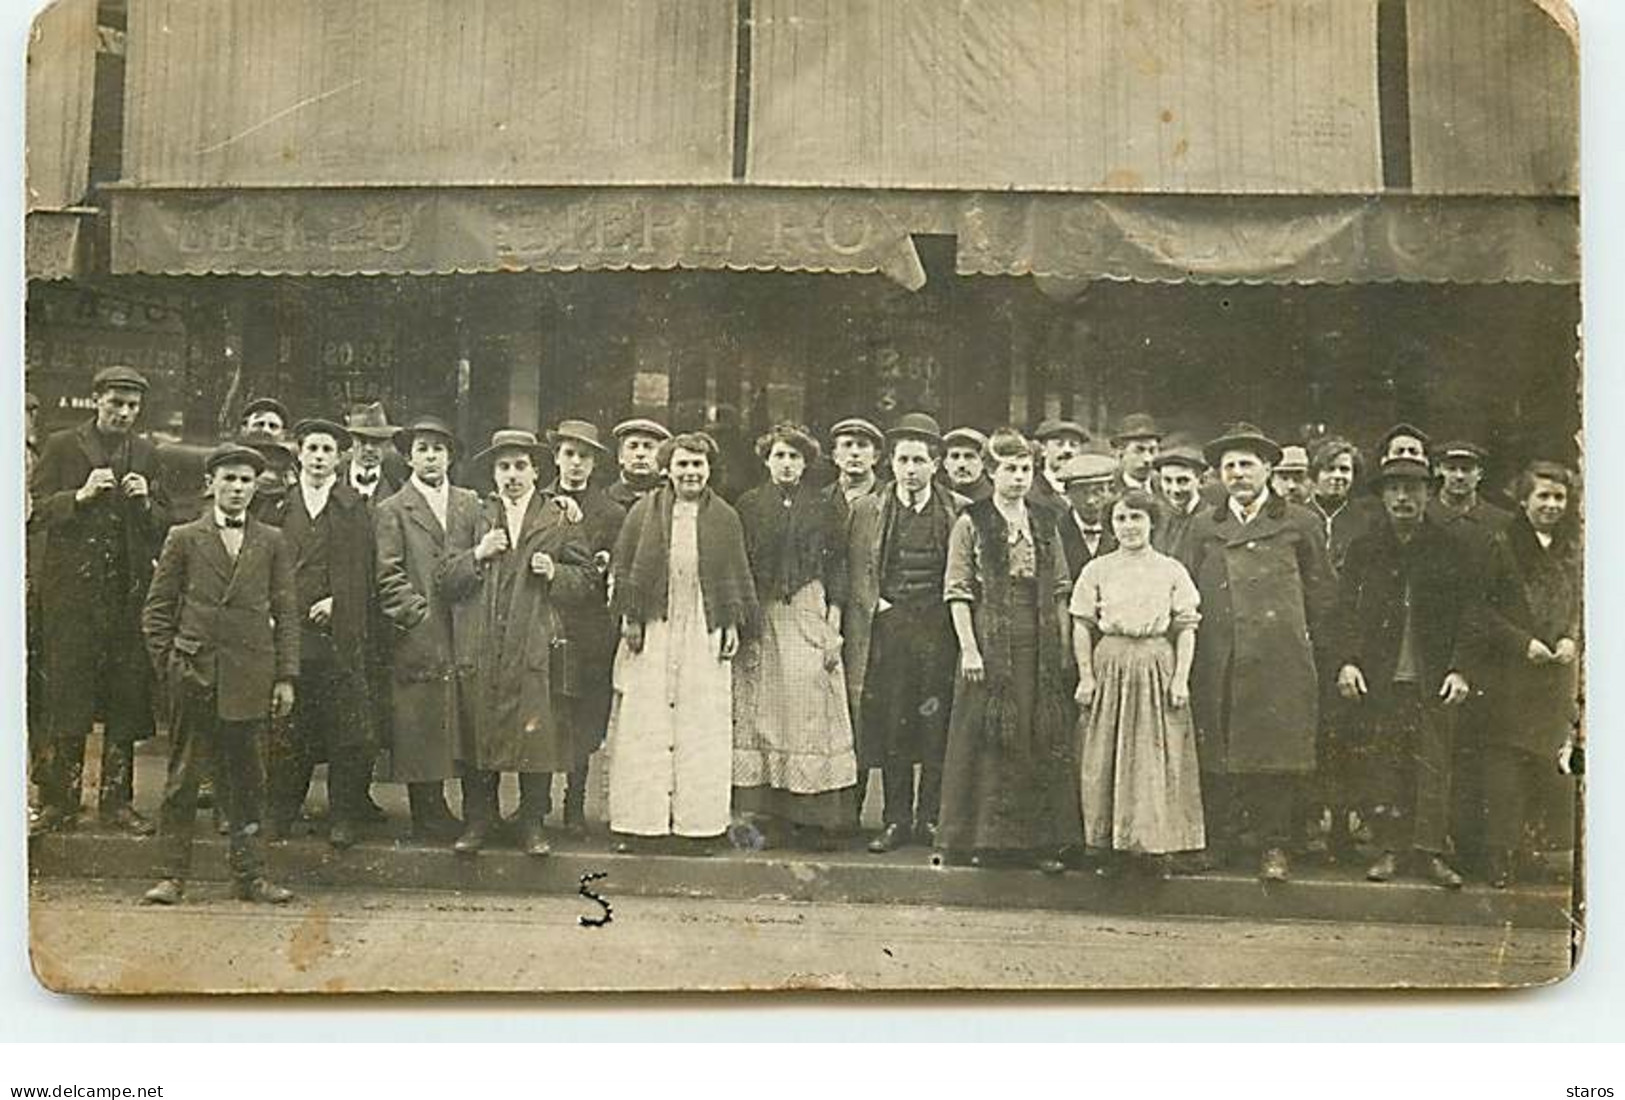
{"left": 844, "top": 414, "right": 968, "bottom": 851}
{"left": 544, "top": 419, "right": 627, "bottom": 831}
{"left": 1331, "top": 457, "right": 1479, "bottom": 890}
{"left": 30, "top": 365, "right": 170, "bottom": 835}
{"left": 139, "top": 444, "right": 299, "bottom": 905}
{"left": 374, "top": 416, "right": 485, "bottom": 841}
{"left": 1188, "top": 424, "right": 1336, "bottom": 882}
{"left": 265, "top": 418, "right": 378, "bottom": 849}
{"left": 460, "top": 430, "right": 599, "bottom": 856}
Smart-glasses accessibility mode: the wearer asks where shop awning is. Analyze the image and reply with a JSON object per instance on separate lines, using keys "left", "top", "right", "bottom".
{"left": 108, "top": 186, "right": 1577, "bottom": 286}
{"left": 25, "top": 0, "right": 98, "bottom": 280}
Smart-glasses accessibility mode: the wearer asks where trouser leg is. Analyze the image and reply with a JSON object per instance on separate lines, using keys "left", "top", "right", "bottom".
{"left": 881, "top": 757, "right": 915, "bottom": 828}
{"left": 214, "top": 720, "right": 266, "bottom": 883}
{"left": 518, "top": 772, "right": 554, "bottom": 824}
{"left": 1242, "top": 774, "right": 1301, "bottom": 849}
{"left": 265, "top": 712, "right": 314, "bottom": 827}
{"left": 326, "top": 749, "right": 371, "bottom": 826}
{"left": 917, "top": 761, "right": 943, "bottom": 829}
{"left": 39, "top": 728, "right": 90, "bottom": 815}
{"left": 1484, "top": 745, "right": 1534, "bottom": 857}
{"left": 461, "top": 770, "right": 501, "bottom": 826}
{"left": 563, "top": 764, "right": 588, "bottom": 822}
{"left": 1409, "top": 695, "right": 1454, "bottom": 855}
{"left": 156, "top": 702, "right": 213, "bottom": 882}
{"left": 97, "top": 736, "right": 136, "bottom": 813}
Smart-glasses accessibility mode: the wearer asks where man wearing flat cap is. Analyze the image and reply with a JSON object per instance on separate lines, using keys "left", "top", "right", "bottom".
{"left": 607, "top": 417, "right": 672, "bottom": 512}
{"left": 1330, "top": 457, "right": 1476, "bottom": 890}
{"left": 1056, "top": 450, "right": 1120, "bottom": 585}
{"left": 1029, "top": 418, "right": 1089, "bottom": 517}
{"left": 264, "top": 418, "right": 380, "bottom": 848}
{"left": 240, "top": 396, "right": 291, "bottom": 442}
{"left": 1152, "top": 444, "right": 1208, "bottom": 574}
{"left": 140, "top": 443, "right": 300, "bottom": 905}
{"left": 844, "top": 413, "right": 968, "bottom": 851}
{"left": 1270, "top": 445, "right": 1314, "bottom": 507}
{"left": 1186, "top": 423, "right": 1335, "bottom": 882}
{"left": 826, "top": 417, "right": 887, "bottom": 506}
{"left": 1379, "top": 422, "right": 1430, "bottom": 465}
{"left": 374, "top": 416, "right": 485, "bottom": 841}
{"left": 544, "top": 419, "right": 627, "bottom": 831}
{"left": 940, "top": 426, "right": 992, "bottom": 502}
{"left": 30, "top": 365, "right": 171, "bottom": 836}
{"left": 1110, "top": 412, "right": 1163, "bottom": 496}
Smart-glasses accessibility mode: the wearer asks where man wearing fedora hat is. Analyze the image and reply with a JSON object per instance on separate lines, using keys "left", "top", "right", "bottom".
{"left": 606, "top": 418, "right": 673, "bottom": 512}
{"left": 140, "top": 443, "right": 300, "bottom": 905}
{"left": 1152, "top": 444, "right": 1208, "bottom": 573}
{"left": 1331, "top": 456, "right": 1475, "bottom": 889}
{"left": 940, "top": 426, "right": 992, "bottom": 502}
{"left": 544, "top": 419, "right": 627, "bottom": 832}
{"left": 1186, "top": 423, "right": 1335, "bottom": 882}
{"left": 374, "top": 416, "right": 486, "bottom": 841}
{"left": 341, "top": 401, "right": 407, "bottom": 505}
{"left": 459, "top": 430, "right": 599, "bottom": 855}
{"left": 1029, "top": 418, "right": 1090, "bottom": 517}
{"left": 263, "top": 418, "right": 381, "bottom": 849}
{"left": 1110, "top": 412, "right": 1163, "bottom": 495}
{"left": 31, "top": 365, "right": 171, "bottom": 836}
{"left": 844, "top": 413, "right": 968, "bottom": 851}
{"left": 826, "top": 417, "right": 887, "bottom": 506}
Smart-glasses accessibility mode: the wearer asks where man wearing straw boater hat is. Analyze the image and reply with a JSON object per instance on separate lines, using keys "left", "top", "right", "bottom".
{"left": 31, "top": 365, "right": 170, "bottom": 837}
{"left": 457, "top": 429, "right": 598, "bottom": 855}
{"left": 374, "top": 415, "right": 485, "bottom": 842}
{"left": 544, "top": 419, "right": 627, "bottom": 833}
{"left": 606, "top": 417, "right": 673, "bottom": 511}
{"left": 1186, "top": 422, "right": 1335, "bottom": 883}
{"left": 262, "top": 416, "right": 381, "bottom": 850}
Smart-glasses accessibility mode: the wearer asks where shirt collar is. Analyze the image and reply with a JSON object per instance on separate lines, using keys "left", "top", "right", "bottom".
{"left": 411, "top": 474, "right": 448, "bottom": 501}
{"left": 214, "top": 506, "right": 246, "bottom": 529}
{"left": 501, "top": 488, "right": 535, "bottom": 519}
{"left": 1230, "top": 488, "right": 1271, "bottom": 525}
{"left": 894, "top": 482, "right": 930, "bottom": 512}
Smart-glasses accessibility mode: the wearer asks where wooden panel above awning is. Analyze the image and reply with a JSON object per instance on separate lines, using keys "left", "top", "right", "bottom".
{"left": 107, "top": 186, "right": 1577, "bottom": 287}
{"left": 26, "top": 0, "right": 98, "bottom": 280}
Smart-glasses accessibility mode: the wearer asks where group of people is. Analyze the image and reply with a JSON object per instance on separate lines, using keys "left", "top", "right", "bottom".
{"left": 26, "top": 366, "right": 1581, "bottom": 907}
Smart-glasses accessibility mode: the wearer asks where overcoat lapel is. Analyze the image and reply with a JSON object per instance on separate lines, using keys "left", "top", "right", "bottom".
{"left": 401, "top": 482, "right": 447, "bottom": 545}
{"left": 224, "top": 518, "right": 269, "bottom": 601}
{"left": 195, "top": 519, "right": 235, "bottom": 589}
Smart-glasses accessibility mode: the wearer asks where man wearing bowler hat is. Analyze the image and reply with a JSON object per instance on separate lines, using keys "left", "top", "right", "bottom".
{"left": 140, "top": 443, "right": 300, "bottom": 905}
{"left": 264, "top": 417, "right": 380, "bottom": 848}
{"left": 1029, "top": 418, "right": 1090, "bottom": 517}
{"left": 1186, "top": 423, "right": 1335, "bottom": 882}
{"left": 341, "top": 401, "right": 407, "bottom": 504}
{"left": 1110, "top": 412, "right": 1163, "bottom": 495}
{"left": 607, "top": 417, "right": 673, "bottom": 511}
{"left": 545, "top": 419, "right": 627, "bottom": 832}
{"left": 1332, "top": 456, "right": 1475, "bottom": 889}
{"left": 826, "top": 417, "right": 887, "bottom": 506}
{"left": 845, "top": 413, "right": 968, "bottom": 851}
{"left": 940, "top": 426, "right": 992, "bottom": 502}
{"left": 30, "top": 365, "right": 171, "bottom": 836}
{"left": 374, "top": 416, "right": 485, "bottom": 841}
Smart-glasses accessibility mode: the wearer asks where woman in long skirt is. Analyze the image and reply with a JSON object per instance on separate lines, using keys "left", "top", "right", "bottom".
{"left": 1072, "top": 488, "right": 1204, "bottom": 877}
{"left": 731, "top": 424, "right": 859, "bottom": 849}
{"left": 936, "top": 428, "right": 1082, "bottom": 873}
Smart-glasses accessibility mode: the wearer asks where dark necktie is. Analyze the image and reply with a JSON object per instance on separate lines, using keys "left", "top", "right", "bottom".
{"left": 218, "top": 515, "right": 245, "bottom": 529}
{"left": 355, "top": 469, "right": 379, "bottom": 487}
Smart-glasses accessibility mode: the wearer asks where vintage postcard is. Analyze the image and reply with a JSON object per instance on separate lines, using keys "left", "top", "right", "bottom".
{"left": 24, "top": 0, "right": 1581, "bottom": 993}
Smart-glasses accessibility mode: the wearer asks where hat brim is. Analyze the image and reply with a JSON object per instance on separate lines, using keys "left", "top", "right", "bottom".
{"left": 293, "top": 420, "right": 353, "bottom": 449}
{"left": 887, "top": 429, "right": 942, "bottom": 446}
{"left": 546, "top": 430, "right": 607, "bottom": 455}
{"left": 1204, "top": 436, "right": 1283, "bottom": 467}
{"left": 394, "top": 427, "right": 460, "bottom": 456}
{"left": 469, "top": 441, "right": 548, "bottom": 468}
{"left": 206, "top": 452, "right": 268, "bottom": 477}
{"left": 346, "top": 425, "right": 400, "bottom": 441}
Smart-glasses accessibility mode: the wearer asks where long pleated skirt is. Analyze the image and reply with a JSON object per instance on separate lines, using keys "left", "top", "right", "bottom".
{"left": 1080, "top": 634, "right": 1205, "bottom": 854}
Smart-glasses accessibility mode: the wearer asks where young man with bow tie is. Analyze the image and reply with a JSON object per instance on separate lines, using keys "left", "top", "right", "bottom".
{"left": 139, "top": 444, "right": 300, "bottom": 905}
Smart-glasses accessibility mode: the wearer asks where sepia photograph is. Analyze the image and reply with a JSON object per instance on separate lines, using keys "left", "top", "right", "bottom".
{"left": 22, "top": 0, "right": 1582, "bottom": 994}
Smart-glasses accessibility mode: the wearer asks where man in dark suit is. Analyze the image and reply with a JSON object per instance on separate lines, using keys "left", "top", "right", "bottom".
{"left": 544, "top": 419, "right": 626, "bottom": 832}
{"left": 139, "top": 444, "right": 300, "bottom": 905}
{"left": 341, "top": 402, "right": 408, "bottom": 504}
{"left": 1055, "top": 451, "right": 1120, "bottom": 584}
{"left": 1109, "top": 412, "right": 1163, "bottom": 495}
{"left": 605, "top": 418, "right": 672, "bottom": 511}
{"left": 1332, "top": 457, "right": 1476, "bottom": 889}
{"left": 30, "top": 365, "right": 171, "bottom": 836}
{"left": 1152, "top": 444, "right": 1207, "bottom": 573}
{"left": 1028, "top": 418, "right": 1089, "bottom": 518}
{"left": 265, "top": 418, "right": 379, "bottom": 849}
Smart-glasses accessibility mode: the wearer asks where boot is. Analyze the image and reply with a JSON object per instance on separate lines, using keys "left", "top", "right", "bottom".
{"left": 408, "top": 783, "right": 461, "bottom": 842}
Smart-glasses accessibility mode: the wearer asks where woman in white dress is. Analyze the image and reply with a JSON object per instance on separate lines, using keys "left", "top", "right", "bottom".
{"left": 1072, "top": 488, "right": 1205, "bottom": 877}
{"left": 605, "top": 432, "right": 757, "bottom": 852}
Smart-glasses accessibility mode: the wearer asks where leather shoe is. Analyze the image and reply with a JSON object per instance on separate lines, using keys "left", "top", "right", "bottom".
{"left": 453, "top": 822, "right": 490, "bottom": 854}
{"left": 29, "top": 805, "right": 78, "bottom": 837}
{"left": 142, "top": 878, "right": 184, "bottom": 905}
{"left": 100, "top": 805, "right": 156, "bottom": 837}
{"left": 520, "top": 821, "right": 552, "bottom": 858}
{"left": 1366, "top": 850, "right": 1399, "bottom": 883}
{"left": 234, "top": 877, "right": 294, "bottom": 904}
{"left": 328, "top": 820, "right": 357, "bottom": 850}
{"left": 1259, "top": 847, "right": 1291, "bottom": 883}
{"left": 1035, "top": 856, "right": 1066, "bottom": 876}
{"left": 1423, "top": 854, "right": 1464, "bottom": 890}
{"left": 411, "top": 811, "right": 463, "bottom": 843}
{"left": 919, "top": 822, "right": 939, "bottom": 848}
{"left": 867, "top": 823, "right": 910, "bottom": 853}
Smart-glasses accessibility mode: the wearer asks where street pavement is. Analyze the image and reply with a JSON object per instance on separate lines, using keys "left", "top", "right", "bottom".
{"left": 28, "top": 879, "right": 1573, "bottom": 994}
